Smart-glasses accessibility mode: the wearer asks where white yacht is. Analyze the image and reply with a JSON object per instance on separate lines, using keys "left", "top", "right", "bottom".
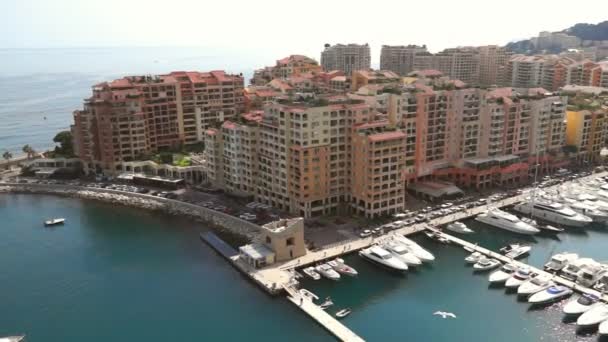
{"left": 599, "top": 319, "right": 608, "bottom": 336}
{"left": 392, "top": 235, "right": 435, "bottom": 262}
{"left": 446, "top": 221, "right": 474, "bottom": 234}
{"left": 561, "top": 258, "right": 597, "bottom": 281}
{"left": 489, "top": 263, "right": 518, "bottom": 284}
{"left": 500, "top": 244, "right": 531, "bottom": 259}
{"left": 576, "top": 264, "right": 607, "bottom": 288}
{"left": 513, "top": 200, "right": 592, "bottom": 227}
{"left": 327, "top": 259, "right": 358, "bottom": 277}
{"left": 569, "top": 201, "right": 608, "bottom": 223}
{"left": 299, "top": 289, "right": 319, "bottom": 301}
{"left": 473, "top": 258, "right": 501, "bottom": 271}
{"left": 383, "top": 241, "right": 423, "bottom": 266}
{"left": 302, "top": 267, "right": 321, "bottom": 280}
{"left": 505, "top": 268, "right": 533, "bottom": 288}
{"left": 475, "top": 208, "right": 540, "bottom": 235}
{"left": 0, "top": 336, "right": 25, "bottom": 342}
{"left": 315, "top": 263, "right": 341, "bottom": 281}
{"left": 465, "top": 252, "right": 483, "bottom": 264}
{"left": 577, "top": 303, "right": 608, "bottom": 327}
{"left": 528, "top": 285, "right": 572, "bottom": 304}
{"left": 563, "top": 294, "right": 601, "bottom": 316}
{"left": 517, "top": 275, "right": 553, "bottom": 298}
{"left": 544, "top": 252, "right": 579, "bottom": 273}
{"left": 359, "top": 246, "right": 408, "bottom": 272}
{"left": 594, "top": 274, "right": 608, "bottom": 292}
{"left": 44, "top": 218, "right": 65, "bottom": 226}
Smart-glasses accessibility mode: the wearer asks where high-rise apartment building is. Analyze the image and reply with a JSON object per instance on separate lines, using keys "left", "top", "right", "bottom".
{"left": 566, "top": 110, "right": 608, "bottom": 163}
{"left": 72, "top": 71, "right": 244, "bottom": 174}
{"left": 321, "top": 43, "right": 371, "bottom": 75}
{"left": 432, "top": 48, "right": 480, "bottom": 85}
{"left": 504, "top": 55, "right": 577, "bottom": 91}
{"left": 478, "top": 45, "right": 512, "bottom": 86}
{"left": 380, "top": 45, "right": 429, "bottom": 76}
{"left": 251, "top": 55, "right": 321, "bottom": 85}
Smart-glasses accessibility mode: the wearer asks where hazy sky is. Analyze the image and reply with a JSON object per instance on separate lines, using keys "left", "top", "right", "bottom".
{"left": 2, "top": 0, "right": 606, "bottom": 63}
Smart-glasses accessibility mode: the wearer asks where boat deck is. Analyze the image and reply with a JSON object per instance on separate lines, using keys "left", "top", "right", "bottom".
{"left": 283, "top": 285, "right": 365, "bottom": 342}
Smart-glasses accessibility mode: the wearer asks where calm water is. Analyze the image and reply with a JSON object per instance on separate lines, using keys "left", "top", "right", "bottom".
{"left": 0, "top": 47, "right": 265, "bottom": 154}
{"left": 0, "top": 194, "right": 330, "bottom": 341}
{"left": 3, "top": 194, "right": 608, "bottom": 341}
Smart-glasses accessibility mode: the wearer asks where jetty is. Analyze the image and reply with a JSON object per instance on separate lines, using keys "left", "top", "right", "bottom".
{"left": 283, "top": 285, "right": 364, "bottom": 342}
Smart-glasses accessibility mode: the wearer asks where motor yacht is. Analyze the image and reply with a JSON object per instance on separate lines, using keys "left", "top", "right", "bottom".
{"left": 302, "top": 267, "right": 321, "bottom": 280}
{"left": 475, "top": 208, "right": 540, "bottom": 235}
{"left": 569, "top": 201, "right": 608, "bottom": 223}
{"left": 392, "top": 235, "right": 435, "bottom": 262}
{"left": 489, "top": 263, "right": 518, "bottom": 284}
{"left": 594, "top": 274, "right": 608, "bottom": 292}
{"left": 327, "top": 259, "right": 358, "bottom": 277}
{"left": 528, "top": 285, "right": 572, "bottom": 304}
{"left": 513, "top": 200, "right": 592, "bottom": 227}
{"left": 359, "top": 246, "right": 408, "bottom": 272}
{"left": 446, "top": 221, "right": 474, "bottom": 234}
{"left": 517, "top": 275, "right": 553, "bottom": 298}
{"left": 473, "top": 258, "right": 501, "bottom": 271}
{"left": 544, "top": 252, "right": 579, "bottom": 273}
{"left": 505, "top": 268, "right": 533, "bottom": 288}
{"left": 577, "top": 303, "right": 608, "bottom": 327}
{"left": 563, "top": 294, "right": 601, "bottom": 316}
{"left": 44, "top": 218, "right": 65, "bottom": 226}
{"left": 599, "top": 319, "right": 608, "bottom": 336}
{"left": 576, "top": 264, "right": 607, "bottom": 288}
{"left": 315, "top": 263, "right": 341, "bottom": 281}
{"left": 383, "top": 241, "right": 423, "bottom": 266}
{"left": 561, "top": 258, "right": 597, "bottom": 281}
{"left": 500, "top": 244, "right": 532, "bottom": 259}
{"left": 465, "top": 252, "right": 483, "bottom": 264}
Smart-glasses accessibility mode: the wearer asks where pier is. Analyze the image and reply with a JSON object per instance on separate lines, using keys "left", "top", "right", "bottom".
{"left": 436, "top": 230, "right": 608, "bottom": 303}
{"left": 283, "top": 285, "right": 365, "bottom": 342}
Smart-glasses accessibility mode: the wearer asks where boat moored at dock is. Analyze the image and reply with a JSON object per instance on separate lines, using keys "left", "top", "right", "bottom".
{"left": 315, "top": 264, "right": 341, "bottom": 281}
{"left": 489, "top": 263, "right": 518, "bottom": 284}
{"left": 359, "top": 246, "right": 408, "bottom": 272}
{"left": 473, "top": 258, "right": 501, "bottom": 271}
{"left": 303, "top": 267, "right": 321, "bottom": 280}
{"left": 465, "top": 252, "right": 483, "bottom": 264}
{"left": 327, "top": 258, "right": 358, "bottom": 277}
{"left": 382, "top": 240, "right": 422, "bottom": 266}
{"left": 563, "top": 294, "right": 600, "bottom": 316}
{"left": 599, "top": 319, "right": 608, "bottom": 336}
{"left": 528, "top": 285, "right": 572, "bottom": 304}
{"left": 517, "top": 275, "right": 553, "bottom": 298}
{"left": 446, "top": 221, "right": 474, "bottom": 234}
{"left": 513, "top": 200, "right": 592, "bottom": 227}
{"left": 576, "top": 303, "right": 608, "bottom": 327}
{"left": 392, "top": 235, "right": 435, "bottom": 262}
{"left": 505, "top": 268, "right": 533, "bottom": 288}
{"left": 499, "top": 244, "right": 531, "bottom": 259}
{"left": 475, "top": 208, "right": 540, "bottom": 235}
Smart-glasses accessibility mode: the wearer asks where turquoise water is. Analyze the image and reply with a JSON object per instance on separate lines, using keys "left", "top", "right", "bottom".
{"left": 0, "top": 194, "right": 330, "bottom": 341}
{"left": 3, "top": 194, "right": 608, "bottom": 341}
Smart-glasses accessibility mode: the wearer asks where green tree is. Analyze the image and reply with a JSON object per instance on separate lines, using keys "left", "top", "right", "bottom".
{"left": 22, "top": 144, "right": 36, "bottom": 159}
{"left": 53, "top": 131, "right": 74, "bottom": 157}
{"left": 2, "top": 151, "right": 13, "bottom": 169}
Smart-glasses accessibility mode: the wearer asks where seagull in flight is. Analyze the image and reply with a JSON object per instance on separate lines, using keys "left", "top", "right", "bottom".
{"left": 433, "top": 311, "right": 457, "bottom": 319}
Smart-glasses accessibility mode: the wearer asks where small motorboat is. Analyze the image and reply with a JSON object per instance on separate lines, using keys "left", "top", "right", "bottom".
{"left": 563, "top": 294, "right": 601, "bottom": 316}
{"left": 489, "top": 263, "right": 518, "bottom": 284}
{"left": 319, "top": 297, "right": 334, "bottom": 309}
{"left": 465, "top": 252, "right": 484, "bottom": 264}
{"left": 299, "top": 289, "right": 319, "bottom": 302}
{"left": 302, "top": 267, "right": 321, "bottom": 280}
{"left": 473, "top": 258, "right": 501, "bottom": 272}
{"left": 505, "top": 268, "right": 533, "bottom": 288}
{"left": 44, "top": 218, "right": 65, "bottom": 226}
{"left": 359, "top": 229, "right": 373, "bottom": 238}
{"left": 528, "top": 285, "right": 573, "bottom": 304}
{"left": 518, "top": 275, "right": 553, "bottom": 298}
{"left": 335, "top": 308, "right": 351, "bottom": 318}
{"left": 577, "top": 303, "right": 608, "bottom": 327}
{"left": 315, "top": 264, "right": 341, "bottom": 281}
{"left": 538, "top": 224, "right": 564, "bottom": 233}
{"left": 499, "top": 244, "right": 531, "bottom": 259}
{"left": 425, "top": 230, "right": 449, "bottom": 243}
{"left": 599, "top": 319, "right": 608, "bottom": 336}
{"left": 446, "top": 221, "right": 474, "bottom": 234}
{"left": 327, "top": 259, "right": 358, "bottom": 277}
{"left": 544, "top": 252, "right": 579, "bottom": 273}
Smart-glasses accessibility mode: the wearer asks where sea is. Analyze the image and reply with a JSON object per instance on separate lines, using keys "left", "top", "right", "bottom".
{"left": 0, "top": 47, "right": 263, "bottom": 155}
{"left": 2, "top": 194, "right": 608, "bottom": 341}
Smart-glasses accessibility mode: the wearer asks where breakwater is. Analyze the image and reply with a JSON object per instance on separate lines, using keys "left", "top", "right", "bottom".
{"left": 0, "top": 183, "right": 260, "bottom": 239}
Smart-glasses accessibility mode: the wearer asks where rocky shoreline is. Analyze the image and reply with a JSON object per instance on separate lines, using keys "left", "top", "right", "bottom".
{"left": 0, "top": 183, "right": 259, "bottom": 241}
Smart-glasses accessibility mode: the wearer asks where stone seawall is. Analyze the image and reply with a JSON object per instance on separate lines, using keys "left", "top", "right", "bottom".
{"left": 0, "top": 183, "right": 260, "bottom": 239}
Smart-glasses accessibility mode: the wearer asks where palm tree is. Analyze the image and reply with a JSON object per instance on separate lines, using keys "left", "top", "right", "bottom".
{"left": 22, "top": 144, "right": 35, "bottom": 159}
{"left": 2, "top": 151, "right": 13, "bottom": 169}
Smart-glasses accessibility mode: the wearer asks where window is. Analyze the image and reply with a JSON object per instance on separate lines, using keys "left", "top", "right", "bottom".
{"left": 266, "top": 236, "right": 271, "bottom": 244}
{"left": 286, "top": 237, "right": 295, "bottom": 246}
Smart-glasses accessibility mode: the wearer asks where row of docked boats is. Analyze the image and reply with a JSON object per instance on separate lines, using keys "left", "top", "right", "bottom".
{"left": 543, "top": 252, "right": 608, "bottom": 290}
{"left": 358, "top": 235, "right": 435, "bottom": 273}
{"left": 302, "top": 258, "right": 358, "bottom": 281}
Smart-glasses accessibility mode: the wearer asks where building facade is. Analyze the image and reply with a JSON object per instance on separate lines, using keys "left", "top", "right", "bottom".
{"left": 380, "top": 45, "right": 429, "bottom": 76}
{"left": 321, "top": 43, "right": 371, "bottom": 75}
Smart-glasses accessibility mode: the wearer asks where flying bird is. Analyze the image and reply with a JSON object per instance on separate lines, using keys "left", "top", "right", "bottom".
{"left": 433, "top": 311, "right": 457, "bottom": 319}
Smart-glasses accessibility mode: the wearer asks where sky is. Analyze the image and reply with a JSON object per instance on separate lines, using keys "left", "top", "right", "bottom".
{"left": 1, "top": 0, "right": 607, "bottom": 64}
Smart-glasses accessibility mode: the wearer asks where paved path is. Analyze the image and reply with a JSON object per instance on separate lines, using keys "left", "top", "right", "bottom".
{"left": 284, "top": 285, "right": 365, "bottom": 342}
